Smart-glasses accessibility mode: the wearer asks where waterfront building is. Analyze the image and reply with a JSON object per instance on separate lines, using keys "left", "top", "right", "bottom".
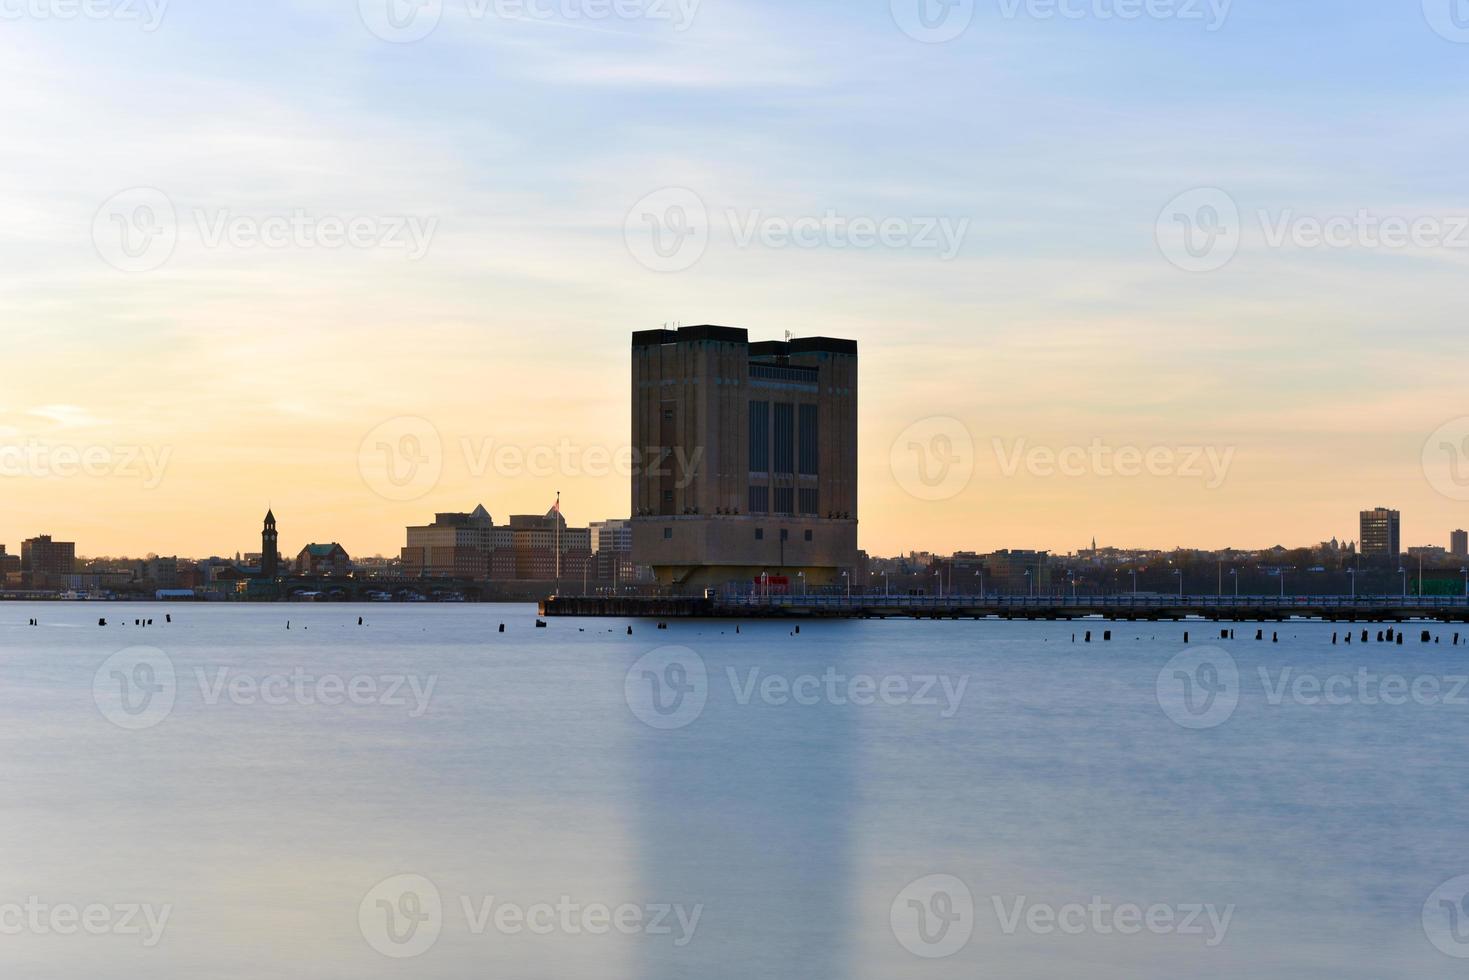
{"left": 630, "top": 325, "right": 858, "bottom": 592}
{"left": 295, "top": 543, "right": 351, "bottom": 577}
{"left": 1359, "top": 508, "right": 1402, "bottom": 563}
{"left": 1453, "top": 529, "right": 1468, "bottom": 559}
{"left": 21, "top": 535, "right": 76, "bottom": 575}
{"left": 400, "top": 505, "right": 592, "bottom": 583}
{"left": 402, "top": 505, "right": 497, "bottom": 579}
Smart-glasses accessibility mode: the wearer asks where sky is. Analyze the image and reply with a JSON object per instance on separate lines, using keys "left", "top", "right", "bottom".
{"left": 2, "top": 0, "right": 1468, "bottom": 559}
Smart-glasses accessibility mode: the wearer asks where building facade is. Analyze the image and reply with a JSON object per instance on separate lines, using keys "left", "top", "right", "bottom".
{"left": 1359, "top": 508, "right": 1402, "bottom": 563}
{"left": 402, "top": 505, "right": 497, "bottom": 579}
{"left": 1453, "top": 529, "right": 1468, "bottom": 559}
{"left": 21, "top": 535, "right": 76, "bottom": 575}
{"left": 401, "top": 505, "right": 593, "bottom": 584}
{"left": 296, "top": 543, "right": 351, "bottom": 577}
{"left": 631, "top": 325, "right": 858, "bottom": 591}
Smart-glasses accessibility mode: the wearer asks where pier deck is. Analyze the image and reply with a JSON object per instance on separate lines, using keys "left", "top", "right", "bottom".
{"left": 541, "top": 594, "right": 1469, "bottom": 623}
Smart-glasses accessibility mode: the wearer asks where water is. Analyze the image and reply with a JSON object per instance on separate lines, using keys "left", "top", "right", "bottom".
{"left": 2, "top": 603, "right": 1467, "bottom": 978}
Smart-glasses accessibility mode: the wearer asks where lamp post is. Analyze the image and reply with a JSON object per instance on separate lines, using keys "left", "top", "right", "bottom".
{"left": 1230, "top": 568, "right": 1239, "bottom": 598}
{"left": 842, "top": 570, "right": 850, "bottom": 600}
{"left": 1279, "top": 570, "right": 1285, "bottom": 600}
{"left": 975, "top": 570, "right": 983, "bottom": 599}
{"left": 1024, "top": 568, "right": 1033, "bottom": 598}
{"left": 1131, "top": 568, "right": 1138, "bottom": 596}
{"left": 1399, "top": 567, "right": 1407, "bottom": 599}
{"left": 1173, "top": 568, "right": 1182, "bottom": 599}
{"left": 935, "top": 570, "right": 943, "bottom": 599}
{"left": 1348, "top": 567, "right": 1356, "bottom": 600}
{"left": 883, "top": 570, "right": 889, "bottom": 597}
{"left": 798, "top": 571, "right": 805, "bottom": 597}
{"left": 1462, "top": 566, "right": 1468, "bottom": 599}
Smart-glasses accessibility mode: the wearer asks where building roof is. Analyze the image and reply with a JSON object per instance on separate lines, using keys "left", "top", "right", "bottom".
{"left": 299, "top": 543, "right": 347, "bottom": 557}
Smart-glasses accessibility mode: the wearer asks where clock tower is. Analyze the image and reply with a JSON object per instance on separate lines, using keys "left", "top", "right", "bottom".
{"left": 261, "top": 509, "right": 279, "bottom": 579}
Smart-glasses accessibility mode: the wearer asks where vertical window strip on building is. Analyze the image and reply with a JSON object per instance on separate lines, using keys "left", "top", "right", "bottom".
{"left": 798, "top": 403, "right": 818, "bottom": 475}
{"left": 774, "top": 402, "right": 795, "bottom": 475}
{"left": 748, "top": 400, "right": 770, "bottom": 472}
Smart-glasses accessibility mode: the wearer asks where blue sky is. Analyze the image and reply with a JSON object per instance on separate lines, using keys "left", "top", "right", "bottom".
{"left": 2, "top": 0, "right": 1467, "bottom": 557}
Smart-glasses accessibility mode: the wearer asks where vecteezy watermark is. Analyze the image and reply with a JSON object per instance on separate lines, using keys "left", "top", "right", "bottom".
{"left": 623, "top": 647, "right": 970, "bottom": 731}
{"left": 1157, "top": 647, "right": 1240, "bottom": 730}
{"left": 1156, "top": 187, "right": 1241, "bottom": 273}
{"left": 993, "top": 438, "right": 1235, "bottom": 489}
{"left": 624, "top": 188, "right": 709, "bottom": 273}
{"left": 93, "top": 648, "right": 439, "bottom": 731}
{"left": 891, "top": 0, "right": 1230, "bottom": 43}
{"left": 358, "top": 874, "right": 703, "bottom": 959}
{"left": 623, "top": 188, "right": 969, "bottom": 272}
{"left": 0, "top": 440, "right": 172, "bottom": 489}
{"left": 891, "top": 875, "right": 975, "bottom": 958}
{"left": 625, "top": 646, "right": 709, "bottom": 730}
{"left": 93, "top": 188, "right": 438, "bottom": 273}
{"left": 890, "top": 417, "right": 977, "bottom": 503}
{"left": 995, "top": 0, "right": 1231, "bottom": 30}
{"left": 1424, "top": 875, "right": 1469, "bottom": 958}
{"left": 1158, "top": 187, "right": 1469, "bottom": 273}
{"left": 890, "top": 874, "right": 1233, "bottom": 958}
{"left": 1423, "top": 0, "right": 1469, "bottom": 43}
{"left": 93, "top": 647, "right": 177, "bottom": 731}
{"left": 990, "top": 895, "right": 1234, "bottom": 946}
{"left": 1258, "top": 668, "right": 1469, "bottom": 708}
{"left": 0, "top": 0, "right": 168, "bottom": 30}
{"left": 357, "top": 417, "right": 706, "bottom": 502}
{"left": 890, "top": 418, "right": 1236, "bottom": 503}
{"left": 360, "top": 874, "right": 443, "bottom": 959}
{"left": 0, "top": 898, "right": 172, "bottom": 947}
{"left": 357, "top": 0, "right": 700, "bottom": 43}
{"left": 1422, "top": 417, "right": 1469, "bottom": 502}
{"left": 459, "top": 439, "right": 704, "bottom": 487}
{"left": 891, "top": 0, "right": 974, "bottom": 43}
{"left": 358, "top": 416, "right": 444, "bottom": 503}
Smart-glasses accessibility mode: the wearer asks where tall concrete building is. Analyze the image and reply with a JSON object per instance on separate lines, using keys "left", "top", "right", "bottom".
{"left": 1453, "top": 529, "right": 1468, "bottom": 559}
{"left": 631, "top": 325, "right": 858, "bottom": 592}
{"left": 1359, "top": 507, "right": 1402, "bottom": 563}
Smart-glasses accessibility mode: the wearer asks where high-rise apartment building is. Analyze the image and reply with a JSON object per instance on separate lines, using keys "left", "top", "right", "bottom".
{"left": 631, "top": 325, "right": 858, "bottom": 591}
{"left": 1453, "top": 529, "right": 1468, "bottom": 559}
{"left": 21, "top": 535, "right": 76, "bottom": 575}
{"left": 1359, "top": 508, "right": 1402, "bottom": 563}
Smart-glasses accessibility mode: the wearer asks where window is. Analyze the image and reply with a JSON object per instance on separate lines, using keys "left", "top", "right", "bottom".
{"left": 774, "top": 486, "right": 794, "bottom": 515}
{"left": 748, "top": 485, "right": 769, "bottom": 514}
{"left": 798, "top": 488, "right": 818, "bottom": 516}
{"left": 755, "top": 528, "right": 764, "bottom": 541}
{"left": 663, "top": 490, "right": 673, "bottom": 503}
{"left": 780, "top": 529, "right": 789, "bottom": 542}
{"left": 662, "top": 409, "right": 674, "bottom": 421}
{"left": 804, "top": 530, "right": 813, "bottom": 542}
{"left": 748, "top": 401, "right": 769, "bottom": 471}
{"left": 663, "top": 527, "right": 673, "bottom": 540}
{"left": 798, "top": 404, "right": 818, "bottom": 475}
{"left": 773, "top": 402, "right": 795, "bottom": 474}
